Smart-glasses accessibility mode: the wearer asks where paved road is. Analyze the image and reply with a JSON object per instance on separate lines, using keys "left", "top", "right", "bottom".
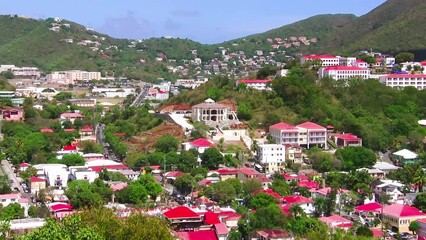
{"left": 1, "top": 160, "right": 23, "bottom": 192}
{"left": 130, "top": 85, "right": 150, "bottom": 107}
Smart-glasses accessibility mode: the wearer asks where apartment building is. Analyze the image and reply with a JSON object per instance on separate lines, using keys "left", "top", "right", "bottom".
{"left": 269, "top": 121, "right": 327, "bottom": 149}
{"left": 318, "top": 66, "right": 371, "bottom": 80}
{"left": 47, "top": 70, "right": 101, "bottom": 84}
{"left": 379, "top": 74, "right": 426, "bottom": 90}
{"left": 256, "top": 144, "right": 286, "bottom": 173}
{"left": 300, "top": 54, "right": 342, "bottom": 66}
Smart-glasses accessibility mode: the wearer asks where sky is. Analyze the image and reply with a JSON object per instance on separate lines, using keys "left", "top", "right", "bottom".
{"left": 0, "top": 0, "right": 387, "bottom": 44}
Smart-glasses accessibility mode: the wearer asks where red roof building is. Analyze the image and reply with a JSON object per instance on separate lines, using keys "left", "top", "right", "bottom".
{"left": 269, "top": 121, "right": 327, "bottom": 148}
{"left": 319, "top": 215, "right": 353, "bottom": 230}
{"left": 236, "top": 79, "right": 273, "bottom": 91}
{"left": 319, "top": 65, "right": 370, "bottom": 80}
{"left": 253, "top": 229, "right": 294, "bottom": 240}
{"left": 29, "top": 176, "right": 45, "bottom": 183}
{"left": 50, "top": 203, "right": 73, "bottom": 212}
{"left": 204, "top": 211, "right": 221, "bottom": 225}
{"left": 238, "top": 168, "right": 260, "bottom": 182}
{"left": 355, "top": 202, "right": 382, "bottom": 213}
{"left": 191, "top": 138, "right": 213, "bottom": 148}
{"left": 164, "top": 206, "right": 202, "bottom": 224}
{"left": 332, "top": 133, "right": 362, "bottom": 147}
{"left": 62, "top": 145, "right": 77, "bottom": 151}
{"left": 40, "top": 128, "right": 54, "bottom": 133}
{"left": 380, "top": 74, "right": 426, "bottom": 90}
{"left": 175, "top": 230, "right": 218, "bottom": 240}
{"left": 297, "top": 180, "right": 319, "bottom": 189}
{"left": 283, "top": 195, "right": 314, "bottom": 205}
{"left": 382, "top": 204, "right": 426, "bottom": 232}
{"left": 254, "top": 189, "right": 282, "bottom": 200}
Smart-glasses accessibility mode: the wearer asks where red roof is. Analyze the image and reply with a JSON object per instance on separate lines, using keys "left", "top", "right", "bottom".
{"left": 239, "top": 168, "right": 260, "bottom": 176}
{"left": 237, "top": 79, "right": 272, "bottom": 84}
{"left": 191, "top": 138, "right": 213, "bottom": 148}
{"left": 298, "top": 180, "right": 319, "bottom": 189}
{"left": 63, "top": 128, "right": 75, "bottom": 132}
{"left": 89, "top": 164, "right": 128, "bottom": 172}
{"left": 355, "top": 202, "right": 382, "bottom": 212}
{"left": 223, "top": 213, "right": 242, "bottom": 221}
{"left": 324, "top": 66, "right": 366, "bottom": 71}
{"left": 40, "top": 128, "right": 54, "bottom": 133}
{"left": 164, "top": 206, "right": 200, "bottom": 220}
{"left": 296, "top": 121, "right": 325, "bottom": 130}
{"left": 62, "top": 145, "right": 77, "bottom": 151}
{"left": 216, "top": 169, "right": 238, "bottom": 175}
{"left": 383, "top": 204, "right": 426, "bottom": 217}
{"left": 204, "top": 211, "right": 221, "bottom": 225}
{"left": 60, "top": 112, "right": 84, "bottom": 118}
{"left": 283, "top": 173, "right": 308, "bottom": 181}
{"left": 302, "top": 54, "right": 337, "bottom": 59}
{"left": 30, "top": 176, "right": 45, "bottom": 183}
{"left": 370, "top": 228, "right": 384, "bottom": 238}
{"left": 255, "top": 189, "right": 282, "bottom": 199}
{"left": 421, "top": 61, "right": 426, "bottom": 66}
{"left": 270, "top": 122, "right": 297, "bottom": 131}
{"left": 214, "top": 223, "right": 229, "bottom": 235}
{"left": 283, "top": 195, "right": 313, "bottom": 204}
{"left": 176, "top": 230, "right": 218, "bottom": 240}
{"left": 198, "top": 179, "right": 212, "bottom": 186}
{"left": 319, "top": 215, "right": 352, "bottom": 228}
{"left": 384, "top": 74, "right": 426, "bottom": 78}
{"left": 334, "top": 133, "right": 361, "bottom": 141}
{"left": 19, "top": 162, "right": 31, "bottom": 167}
{"left": 326, "top": 125, "right": 334, "bottom": 129}
{"left": 80, "top": 125, "right": 93, "bottom": 132}
{"left": 165, "top": 171, "right": 184, "bottom": 178}
{"left": 50, "top": 204, "right": 73, "bottom": 212}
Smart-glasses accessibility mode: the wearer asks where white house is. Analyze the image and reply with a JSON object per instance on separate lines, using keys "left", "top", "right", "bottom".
{"left": 68, "top": 166, "right": 98, "bottom": 183}
{"left": 0, "top": 193, "right": 29, "bottom": 216}
{"left": 379, "top": 74, "right": 426, "bottom": 90}
{"left": 269, "top": 121, "right": 327, "bottom": 149}
{"left": 236, "top": 79, "right": 272, "bottom": 91}
{"left": 318, "top": 66, "right": 371, "bottom": 80}
{"left": 300, "top": 54, "right": 341, "bottom": 66}
{"left": 256, "top": 144, "right": 286, "bottom": 174}
{"left": 182, "top": 138, "right": 214, "bottom": 154}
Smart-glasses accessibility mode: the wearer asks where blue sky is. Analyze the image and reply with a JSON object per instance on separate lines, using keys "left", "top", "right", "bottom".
{"left": 0, "top": 0, "right": 386, "bottom": 44}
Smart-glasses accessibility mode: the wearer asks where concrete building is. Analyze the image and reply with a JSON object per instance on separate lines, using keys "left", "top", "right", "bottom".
{"left": 300, "top": 54, "right": 341, "bottom": 66}
{"left": 383, "top": 204, "right": 426, "bottom": 233}
{"left": 191, "top": 99, "right": 238, "bottom": 124}
{"left": 47, "top": 70, "right": 101, "bottom": 85}
{"left": 256, "top": 144, "right": 286, "bottom": 174}
{"left": 269, "top": 122, "right": 327, "bottom": 149}
{"left": 319, "top": 66, "right": 371, "bottom": 80}
{"left": 68, "top": 166, "right": 98, "bottom": 183}
{"left": 379, "top": 74, "right": 426, "bottom": 90}
{"left": 236, "top": 79, "right": 272, "bottom": 91}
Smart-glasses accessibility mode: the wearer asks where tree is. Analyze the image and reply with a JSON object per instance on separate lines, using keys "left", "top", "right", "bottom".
{"left": 19, "top": 166, "right": 37, "bottom": 181}
{"left": 243, "top": 179, "right": 262, "bottom": 195}
{"left": 313, "top": 197, "right": 327, "bottom": 217}
{"left": 270, "top": 178, "right": 291, "bottom": 196}
{"left": 203, "top": 181, "right": 236, "bottom": 205}
{"left": 174, "top": 174, "right": 195, "bottom": 196}
{"left": 0, "top": 71, "right": 14, "bottom": 79}
{"left": 248, "top": 193, "right": 277, "bottom": 210}
{"left": 206, "top": 86, "right": 221, "bottom": 100}
{"left": 28, "top": 205, "right": 39, "bottom": 218}
{"left": 0, "top": 176, "right": 11, "bottom": 194}
{"left": 396, "top": 52, "right": 414, "bottom": 63}
{"left": 335, "top": 147, "right": 376, "bottom": 171}
{"left": 413, "top": 193, "right": 426, "bottom": 212}
{"left": 80, "top": 141, "right": 104, "bottom": 154}
{"left": 355, "top": 226, "right": 373, "bottom": 237}
{"left": 256, "top": 65, "right": 277, "bottom": 79}
{"left": 66, "top": 180, "right": 103, "bottom": 209}
{"left": 358, "top": 55, "right": 376, "bottom": 66}
{"left": 237, "top": 102, "right": 252, "bottom": 121}
{"left": 153, "top": 135, "right": 179, "bottom": 153}
{"left": 409, "top": 221, "right": 420, "bottom": 234}
{"left": 289, "top": 204, "right": 305, "bottom": 218}
{"left": 53, "top": 92, "right": 73, "bottom": 101}
{"left": 200, "top": 147, "right": 224, "bottom": 169}
{"left": 62, "top": 154, "right": 85, "bottom": 166}
{"left": 0, "top": 203, "right": 24, "bottom": 220}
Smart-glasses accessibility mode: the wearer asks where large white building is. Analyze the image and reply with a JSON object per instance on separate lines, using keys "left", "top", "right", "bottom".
{"left": 269, "top": 121, "right": 327, "bottom": 149}
{"left": 256, "top": 144, "right": 286, "bottom": 174}
{"left": 236, "top": 79, "right": 273, "bottom": 91}
{"left": 91, "top": 87, "right": 136, "bottom": 98}
{"left": 1, "top": 65, "right": 41, "bottom": 78}
{"left": 191, "top": 99, "right": 238, "bottom": 124}
{"left": 379, "top": 74, "right": 426, "bottom": 90}
{"left": 300, "top": 54, "right": 342, "bottom": 66}
{"left": 319, "top": 66, "right": 371, "bottom": 80}
{"left": 47, "top": 70, "right": 101, "bottom": 85}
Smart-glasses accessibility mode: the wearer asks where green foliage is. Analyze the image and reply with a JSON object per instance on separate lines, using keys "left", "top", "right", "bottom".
{"left": 200, "top": 147, "right": 224, "bottom": 170}
{"left": 174, "top": 174, "right": 195, "bottom": 196}
{"left": 61, "top": 154, "right": 85, "bottom": 166}
{"left": 242, "top": 179, "right": 262, "bottom": 195}
{"left": 0, "top": 203, "right": 25, "bottom": 220}
{"left": 27, "top": 206, "right": 39, "bottom": 218}
{"left": 237, "top": 102, "right": 253, "bottom": 121}
{"left": 20, "top": 166, "right": 37, "bottom": 181}
{"left": 256, "top": 65, "right": 277, "bottom": 79}
{"left": 270, "top": 178, "right": 291, "bottom": 196}
{"left": 0, "top": 176, "right": 11, "bottom": 195}
{"left": 413, "top": 192, "right": 426, "bottom": 212}
{"left": 153, "top": 134, "right": 179, "bottom": 153}
{"left": 202, "top": 180, "right": 237, "bottom": 205}
{"left": 248, "top": 193, "right": 277, "bottom": 210}
{"left": 0, "top": 71, "right": 14, "bottom": 79}
{"left": 116, "top": 174, "right": 162, "bottom": 204}
{"left": 249, "top": 204, "right": 287, "bottom": 230}
{"left": 80, "top": 141, "right": 104, "bottom": 154}
{"left": 65, "top": 180, "right": 105, "bottom": 209}
{"left": 98, "top": 169, "right": 129, "bottom": 182}
{"left": 335, "top": 147, "right": 376, "bottom": 171}
{"left": 356, "top": 226, "right": 373, "bottom": 237}
{"left": 396, "top": 52, "right": 415, "bottom": 63}
{"left": 409, "top": 221, "right": 420, "bottom": 234}
{"left": 53, "top": 92, "right": 73, "bottom": 101}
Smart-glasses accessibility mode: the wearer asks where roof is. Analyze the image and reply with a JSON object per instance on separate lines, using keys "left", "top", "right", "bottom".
{"left": 312, "top": 187, "right": 350, "bottom": 196}
{"left": 198, "top": 179, "right": 212, "bottom": 186}
{"left": 319, "top": 215, "right": 352, "bottom": 228}
{"left": 62, "top": 145, "right": 77, "bottom": 151}
{"left": 0, "top": 193, "right": 20, "bottom": 200}
{"left": 269, "top": 122, "right": 297, "bottom": 131}
{"left": 50, "top": 203, "right": 73, "bottom": 212}
{"left": 283, "top": 195, "right": 313, "bottom": 204}
{"left": 298, "top": 180, "right": 319, "bottom": 189}
{"left": 239, "top": 168, "right": 260, "bottom": 176}
{"left": 165, "top": 171, "right": 184, "bottom": 178}
{"left": 370, "top": 228, "right": 383, "bottom": 238}
{"left": 383, "top": 204, "right": 426, "bottom": 217}
{"left": 283, "top": 173, "right": 308, "bottom": 181}
{"left": 204, "top": 211, "right": 221, "bottom": 225}
{"left": 373, "top": 162, "right": 399, "bottom": 171}
{"left": 89, "top": 164, "right": 128, "bottom": 173}
{"left": 323, "top": 66, "right": 366, "bottom": 71}
{"left": 30, "top": 176, "right": 45, "bottom": 183}
{"left": 334, "top": 133, "right": 361, "bottom": 141}
{"left": 175, "top": 230, "right": 218, "bottom": 240}
{"left": 256, "top": 229, "right": 292, "bottom": 238}
{"left": 296, "top": 121, "right": 326, "bottom": 130}
{"left": 40, "top": 128, "right": 54, "bottom": 133}
{"left": 19, "top": 162, "right": 31, "bottom": 167}
{"left": 190, "top": 138, "right": 213, "bottom": 148}
{"left": 110, "top": 182, "right": 128, "bottom": 191}
{"left": 216, "top": 169, "right": 238, "bottom": 175}
{"left": 256, "top": 189, "right": 282, "bottom": 199}
{"left": 164, "top": 206, "right": 200, "bottom": 220}
{"left": 214, "top": 223, "right": 229, "bottom": 235}
{"left": 63, "top": 128, "right": 75, "bottom": 132}
{"left": 355, "top": 202, "right": 382, "bottom": 212}
{"left": 223, "top": 212, "right": 242, "bottom": 221}
{"left": 60, "top": 112, "right": 84, "bottom": 118}
{"left": 393, "top": 149, "right": 418, "bottom": 159}
{"left": 301, "top": 54, "right": 337, "bottom": 59}
{"left": 80, "top": 125, "right": 93, "bottom": 132}
{"left": 237, "top": 79, "right": 272, "bottom": 84}
{"left": 384, "top": 74, "right": 426, "bottom": 78}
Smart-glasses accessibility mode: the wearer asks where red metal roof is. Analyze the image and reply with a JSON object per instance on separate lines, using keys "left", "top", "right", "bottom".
{"left": 255, "top": 189, "right": 282, "bottom": 199}
{"left": 335, "top": 133, "right": 361, "bottom": 141}
{"left": 370, "top": 228, "right": 383, "bottom": 238}
{"left": 355, "top": 202, "right": 382, "bottom": 212}
{"left": 164, "top": 206, "right": 200, "bottom": 220}
{"left": 383, "top": 204, "right": 426, "bottom": 217}
{"left": 238, "top": 168, "right": 260, "bottom": 176}
{"left": 384, "top": 74, "right": 426, "bottom": 78}
{"left": 30, "top": 176, "right": 45, "bottom": 183}
{"left": 283, "top": 173, "right": 308, "bottom": 181}
{"left": 165, "top": 171, "right": 184, "bottom": 178}
{"left": 323, "top": 66, "right": 366, "bottom": 71}
{"left": 269, "top": 122, "right": 297, "bottom": 131}
{"left": 214, "top": 223, "right": 229, "bottom": 235}
{"left": 19, "top": 162, "right": 31, "bottom": 167}
{"left": 296, "top": 121, "right": 325, "bottom": 130}
{"left": 89, "top": 164, "right": 128, "bottom": 172}
{"left": 301, "top": 54, "right": 337, "bottom": 59}
{"left": 237, "top": 79, "right": 272, "bottom": 84}
{"left": 216, "top": 169, "right": 238, "bottom": 175}
{"left": 50, "top": 204, "right": 73, "bottom": 212}
{"left": 63, "top": 128, "right": 75, "bottom": 132}
{"left": 319, "top": 215, "right": 352, "bottom": 228}
{"left": 191, "top": 138, "right": 213, "bottom": 148}
{"left": 40, "top": 128, "right": 54, "bottom": 133}
{"left": 204, "top": 211, "right": 221, "bottom": 225}
{"left": 80, "top": 125, "right": 93, "bottom": 132}
{"left": 62, "top": 145, "right": 77, "bottom": 151}
{"left": 297, "top": 180, "right": 319, "bottom": 189}
{"left": 283, "top": 195, "right": 313, "bottom": 204}
{"left": 175, "top": 230, "right": 218, "bottom": 240}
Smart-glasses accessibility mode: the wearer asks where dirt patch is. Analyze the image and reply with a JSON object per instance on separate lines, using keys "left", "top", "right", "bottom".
{"left": 126, "top": 121, "right": 186, "bottom": 153}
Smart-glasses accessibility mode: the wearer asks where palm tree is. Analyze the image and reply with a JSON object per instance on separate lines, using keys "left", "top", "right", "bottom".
{"left": 413, "top": 168, "right": 426, "bottom": 192}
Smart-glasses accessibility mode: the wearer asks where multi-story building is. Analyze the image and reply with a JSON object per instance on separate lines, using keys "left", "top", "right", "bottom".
{"left": 47, "top": 70, "right": 101, "bottom": 85}
{"left": 300, "top": 54, "right": 341, "bottom": 67}
{"left": 379, "top": 74, "right": 426, "bottom": 90}
{"left": 236, "top": 79, "right": 272, "bottom": 91}
{"left": 319, "top": 66, "right": 371, "bottom": 80}
{"left": 256, "top": 144, "right": 286, "bottom": 173}
{"left": 0, "top": 106, "right": 24, "bottom": 121}
{"left": 11, "top": 67, "right": 41, "bottom": 78}
{"left": 191, "top": 99, "right": 238, "bottom": 124}
{"left": 269, "top": 121, "right": 327, "bottom": 149}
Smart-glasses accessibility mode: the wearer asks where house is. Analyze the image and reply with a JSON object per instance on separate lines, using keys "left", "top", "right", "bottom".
{"left": 300, "top": 54, "right": 340, "bottom": 67}
{"left": 0, "top": 106, "right": 24, "bottom": 121}
{"left": 60, "top": 112, "right": 84, "bottom": 124}
{"left": 379, "top": 74, "right": 426, "bottom": 90}
{"left": 163, "top": 206, "right": 203, "bottom": 229}
{"left": 373, "top": 162, "right": 399, "bottom": 174}
{"left": 223, "top": 213, "right": 241, "bottom": 228}
{"left": 238, "top": 168, "right": 260, "bottom": 182}
{"left": 373, "top": 180, "right": 405, "bottom": 204}
{"left": 79, "top": 125, "right": 94, "bottom": 136}
{"left": 29, "top": 176, "right": 46, "bottom": 194}
{"left": 19, "top": 162, "right": 31, "bottom": 172}
{"left": 164, "top": 171, "right": 184, "bottom": 181}
{"left": 319, "top": 215, "right": 353, "bottom": 231}
{"left": 175, "top": 230, "right": 218, "bottom": 240}
{"left": 391, "top": 149, "right": 419, "bottom": 165}
{"left": 251, "top": 229, "right": 294, "bottom": 240}
{"left": 236, "top": 79, "right": 272, "bottom": 91}
{"left": 382, "top": 204, "right": 426, "bottom": 232}
{"left": 311, "top": 187, "right": 350, "bottom": 206}
{"left": 282, "top": 195, "right": 315, "bottom": 215}
{"left": 269, "top": 122, "right": 327, "bottom": 149}
{"left": 332, "top": 133, "right": 362, "bottom": 147}
{"left": 40, "top": 128, "right": 54, "bottom": 133}
{"left": 216, "top": 169, "right": 238, "bottom": 181}
{"left": 69, "top": 99, "right": 97, "bottom": 108}
{"left": 48, "top": 203, "right": 74, "bottom": 220}
{"left": 284, "top": 144, "right": 303, "bottom": 164}
{"left": 68, "top": 167, "right": 98, "bottom": 183}
{"left": 182, "top": 138, "right": 214, "bottom": 154}
{"left": 318, "top": 66, "right": 370, "bottom": 80}
{"left": 357, "top": 168, "right": 385, "bottom": 180}
{"left": 0, "top": 193, "right": 29, "bottom": 216}
{"left": 191, "top": 99, "right": 238, "bottom": 124}
{"left": 256, "top": 144, "right": 286, "bottom": 174}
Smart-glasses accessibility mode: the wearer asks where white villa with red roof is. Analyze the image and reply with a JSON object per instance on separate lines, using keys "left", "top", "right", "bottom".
{"left": 331, "top": 133, "right": 362, "bottom": 147}
{"left": 383, "top": 204, "right": 426, "bottom": 232}
{"left": 319, "top": 215, "right": 353, "bottom": 231}
{"left": 236, "top": 79, "right": 272, "bottom": 91}
{"left": 182, "top": 138, "right": 214, "bottom": 154}
{"left": 379, "top": 74, "right": 426, "bottom": 90}
{"left": 319, "top": 66, "right": 370, "bottom": 80}
{"left": 269, "top": 121, "right": 327, "bottom": 149}
{"left": 59, "top": 112, "right": 84, "bottom": 124}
